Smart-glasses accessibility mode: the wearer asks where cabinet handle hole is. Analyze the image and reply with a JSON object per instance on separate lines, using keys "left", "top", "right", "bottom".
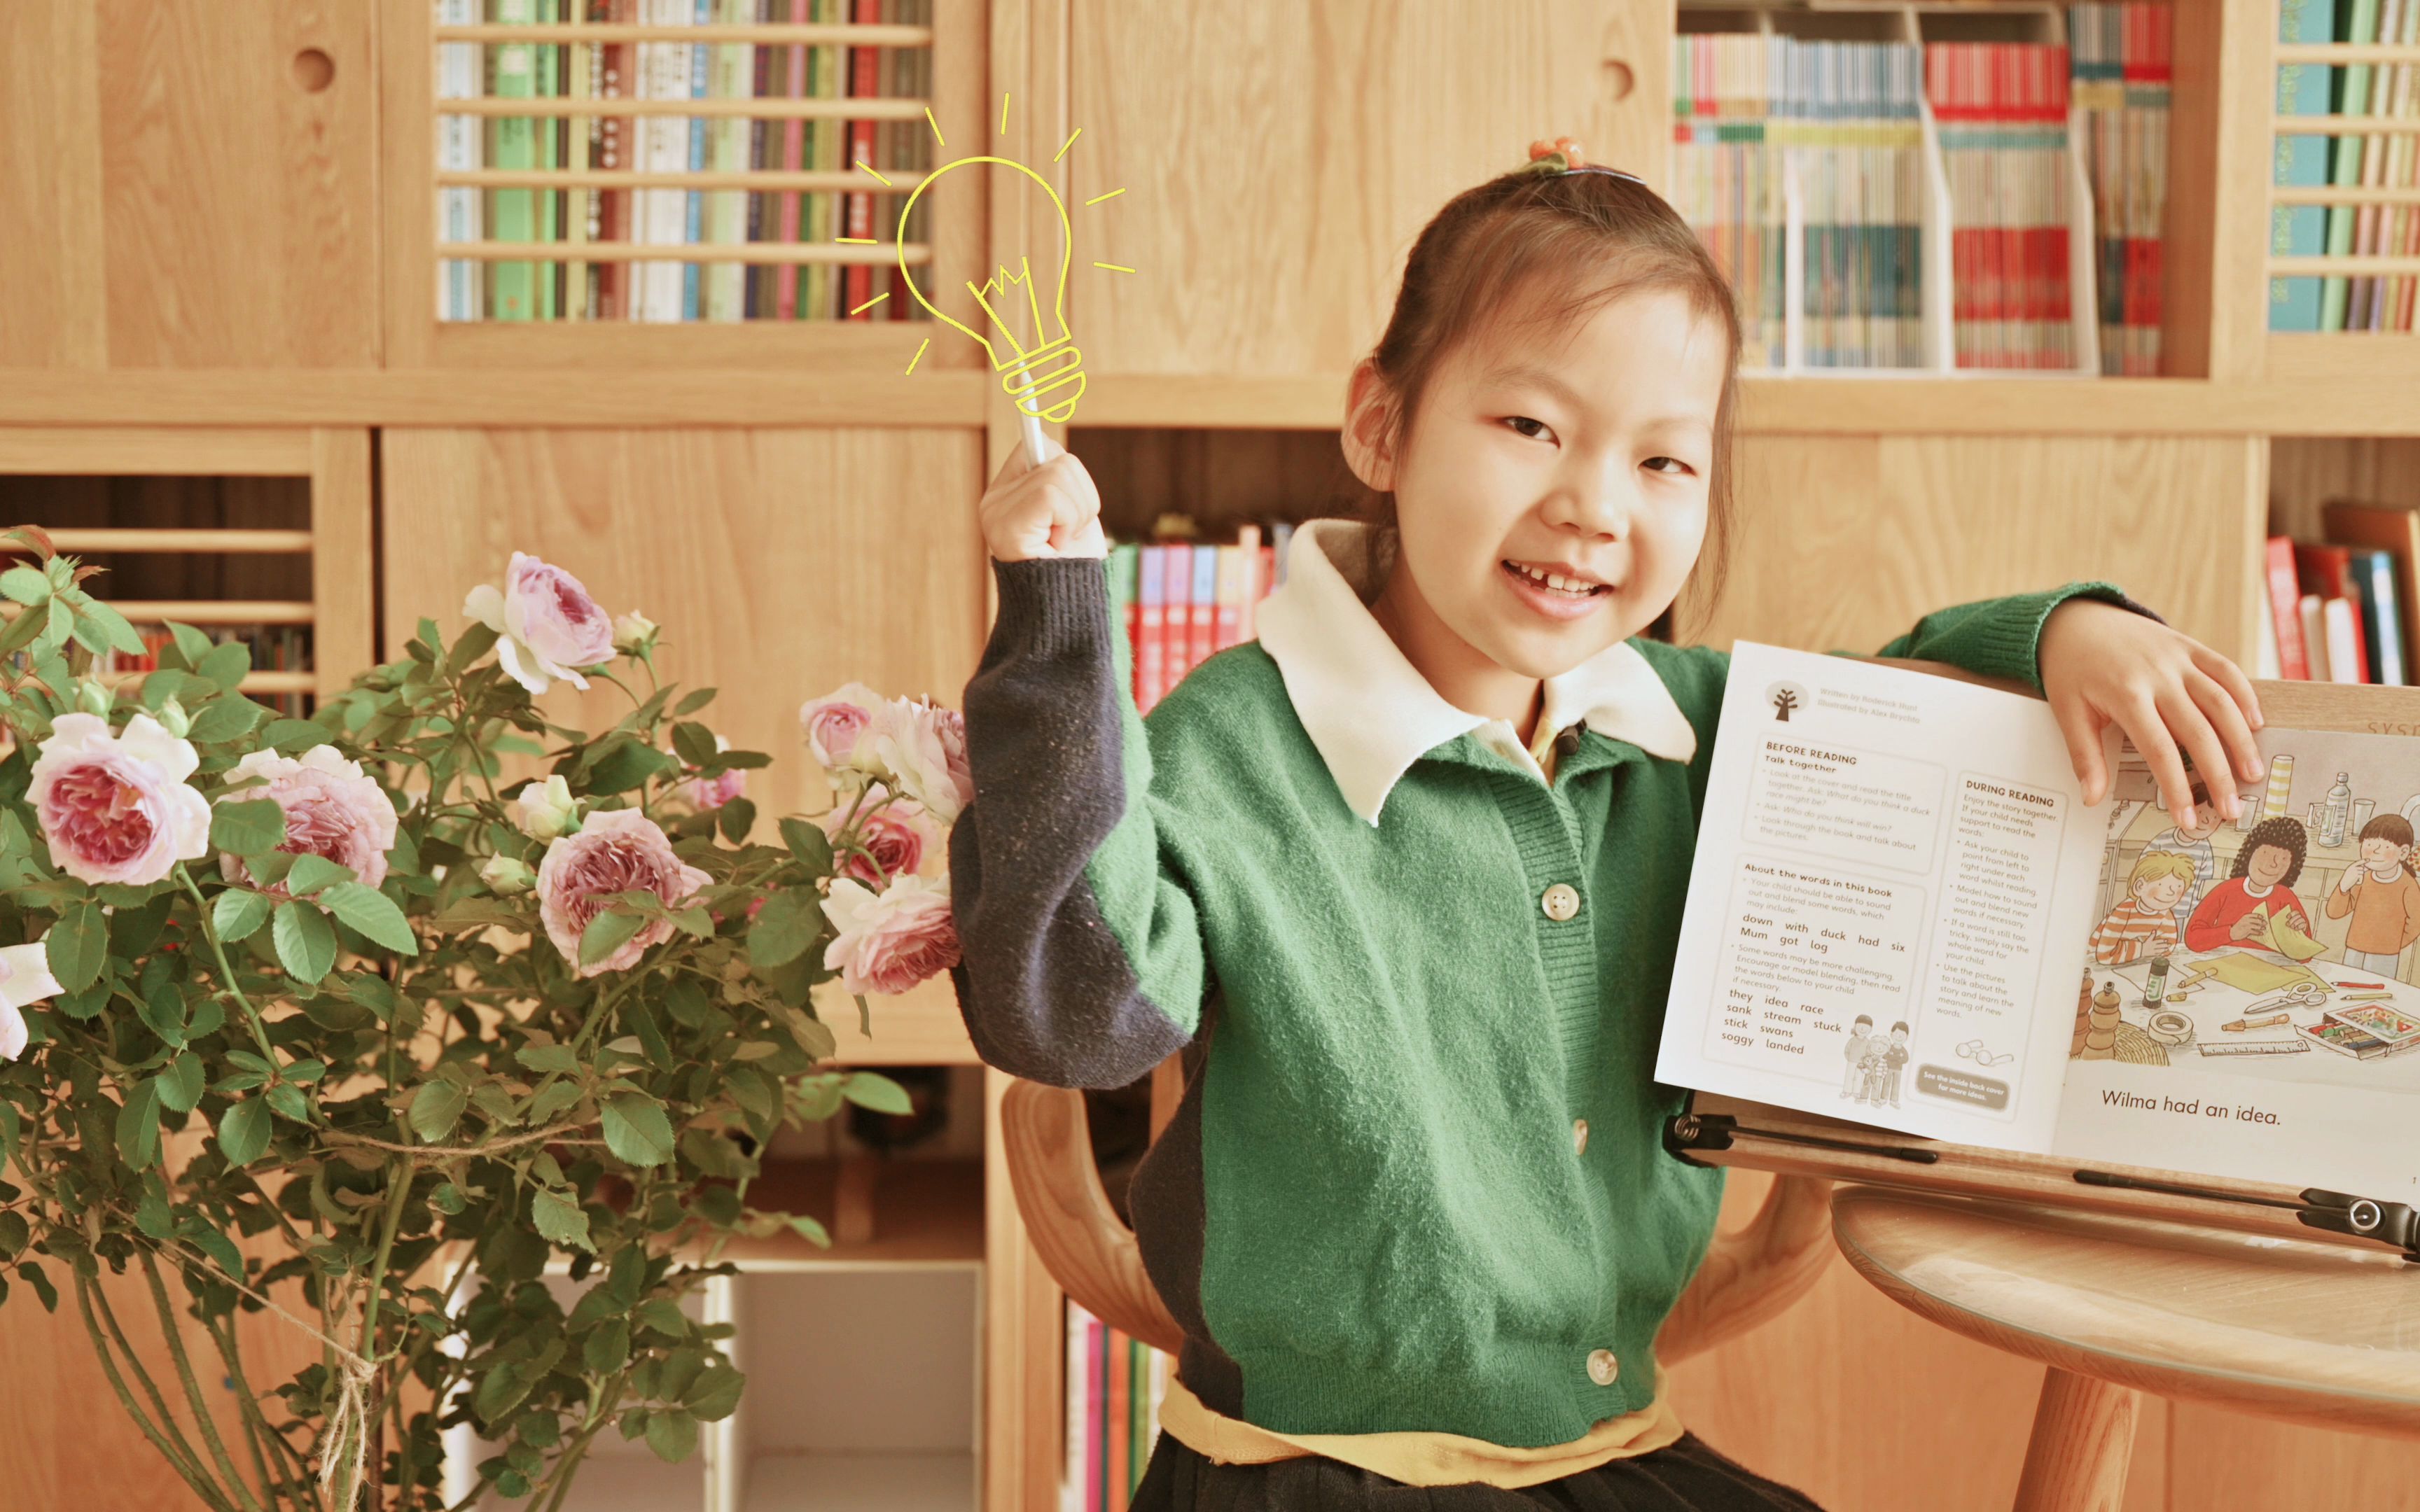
{"left": 1602, "top": 58, "right": 1634, "bottom": 102}
{"left": 293, "top": 48, "right": 335, "bottom": 93}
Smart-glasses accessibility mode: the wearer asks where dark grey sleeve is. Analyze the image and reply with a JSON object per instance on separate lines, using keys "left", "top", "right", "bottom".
{"left": 945, "top": 556, "right": 1203, "bottom": 1089}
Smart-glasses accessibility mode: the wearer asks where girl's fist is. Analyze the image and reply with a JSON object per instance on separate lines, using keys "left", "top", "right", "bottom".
{"left": 980, "top": 435, "right": 1106, "bottom": 562}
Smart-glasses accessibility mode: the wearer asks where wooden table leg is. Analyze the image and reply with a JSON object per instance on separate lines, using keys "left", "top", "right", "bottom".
{"left": 2012, "top": 1368, "right": 2141, "bottom": 1512}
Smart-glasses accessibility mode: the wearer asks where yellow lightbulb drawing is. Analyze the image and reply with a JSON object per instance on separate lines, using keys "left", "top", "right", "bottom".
{"left": 898, "top": 155, "right": 1086, "bottom": 454}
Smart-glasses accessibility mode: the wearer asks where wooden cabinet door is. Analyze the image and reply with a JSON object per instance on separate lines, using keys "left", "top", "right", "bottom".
{"left": 0, "top": 1, "right": 377, "bottom": 369}
{"left": 1060, "top": 0, "right": 1668, "bottom": 379}
{"left": 380, "top": 427, "right": 987, "bottom": 823}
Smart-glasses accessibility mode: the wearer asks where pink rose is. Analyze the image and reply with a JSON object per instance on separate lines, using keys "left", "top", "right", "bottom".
{"left": 464, "top": 552, "right": 617, "bottom": 696}
{"left": 0, "top": 942, "right": 65, "bottom": 1061}
{"left": 859, "top": 699, "right": 974, "bottom": 825}
{"left": 216, "top": 745, "right": 398, "bottom": 892}
{"left": 535, "top": 808, "right": 711, "bottom": 978}
{"left": 28, "top": 713, "right": 212, "bottom": 886}
{"left": 821, "top": 783, "right": 937, "bottom": 886}
{"left": 800, "top": 682, "right": 883, "bottom": 768}
{"left": 671, "top": 732, "right": 746, "bottom": 811}
{"left": 821, "top": 874, "right": 960, "bottom": 995}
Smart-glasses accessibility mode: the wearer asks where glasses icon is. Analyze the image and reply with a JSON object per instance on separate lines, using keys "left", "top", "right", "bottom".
{"left": 1955, "top": 1039, "right": 2015, "bottom": 1069}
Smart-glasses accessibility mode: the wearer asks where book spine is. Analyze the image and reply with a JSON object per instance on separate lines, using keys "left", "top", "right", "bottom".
{"left": 2267, "top": 535, "right": 2313, "bottom": 679}
{"left": 1106, "top": 1324, "right": 1128, "bottom": 1511}
{"left": 1161, "top": 543, "right": 1194, "bottom": 692}
{"left": 1135, "top": 546, "right": 1166, "bottom": 711}
{"left": 2300, "top": 593, "right": 2335, "bottom": 680}
{"left": 776, "top": 0, "right": 809, "bottom": 318}
{"left": 2272, "top": 0, "right": 2337, "bottom": 330}
{"left": 844, "top": 0, "right": 880, "bottom": 317}
{"left": 536, "top": 0, "right": 560, "bottom": 321}
{"left": 489, "top": 0, "right": 539, "bottom": 321}
{"left": 1086, "top": 1312, "right": 1104, "bottom": 1512}
{"left": 1188, "top": 545, "right": 1217, "bottom": 668}
{"left": 2365, "top": 547, "right": 2409, "bottom": 684}
{"left": 1061, "top": 1300, "right": 1085, "bottom": 1512}
{"left": 745, "top": 0, "right": 771, "bottom": 319}
{"left": 1235, "top": 522, "right": 1263, "bottom": 640}
{"left": 437, "top": 0, "right": 484, "bottom": 321}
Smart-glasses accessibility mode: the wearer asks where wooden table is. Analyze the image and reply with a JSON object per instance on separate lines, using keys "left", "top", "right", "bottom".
{"left": 1830, "top": 1185, "right": 2420, "bottom": 1512}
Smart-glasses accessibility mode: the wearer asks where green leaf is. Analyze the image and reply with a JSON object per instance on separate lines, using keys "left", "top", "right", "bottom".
{"left": 263, "top": 1083, "right": 312, "bottom": 1124}
{"left": 579, "top": 909, "right": 647, "bottom": 969}
{"left": 0, "top": 1211, "right": 28, "bottom": 1262}
{"left": 18, "top": 1262, "right": 57, "bottom": 1312}
{"left": 408, "top": 1080, "right": 468, "bottom": 1144}
{"left": 209, "top": 799, "right": 288, "bottom": 857}
{"left": 319, "top": 881, "right": 418, "bottom": 954}
{"left": 218, "top": 1098, "right": 270, "bottom": 1168}
{"left": 0, "top": 567, "right": 50, "bottom": 607}
{"left": 715, "top": 797, "right": 756, "bottom": 843}
{"left": 671, "top": 722, "right": 721, "bottom": 769}
{"left": 514, "top": 1044, "right": 580, "bottom": 1077}
{"left": 674, "top": 686, "right": 717, "bottom": 715}
{"left": 531, "top": 1188, "right": 595, "bottom": 1254}
{"left": 46, "top": 900, "right": 107, "bottom": 993}
{"left": 259, "top": 719, "right": 328, "bottom": 755}
{"left": 842, "top": 1071, "right": 913, "bottom": 1116}
{"left": 677, "top": 1129, "right": 750, "bottom": 1180}
{"left": 135, "top": 1183, "right": 174, "bottom": 1240}
{"left": 137, "top": 977, "right": 188, "bottom": 1048}
{"left": 0, "top": 1100, "right": 19, "bottom": 1168}
{"left": 445, "top": 620, "right": 500, "bottom": 676}
{"left": 600, "top": 1091, "right": 674, "bottom": 1168}
{"left": 746, "top": 890, "right": 821, "bottom": 971}
{"left": 527, "top": 1080, "right": 583, "bottom": 1123}
{"left": 211, "top": 888, "right": 272, "bottom": 944}
{"left": 197, "top": 640, "right": 251, "bottom": 692}
{"left": 74, "top": 596, "right": 149, "bottom": 657}
{"left": 113, "top": 1079, "right": 162, "bottom": 1169}
{"left": 156, "top": 1054, "right": 204, "bottom": 1114}
{"left": 583, "top": 1320, "right": 630, "bottom": 1374}
{"left": 244, "top": 850, "right": 297, "bottom": 887}
{"left": 165, "top": 622, "right": 215, "bottom": 670}
{"left": 644, "top": 1409, "right": 697, "bottom": 1465}
{"left": 685, "top": 1362, "right": 744, "bottom": 1421}
{"left": 282, "top": 854, "right": 353, "bottom": 897}
{"left": 634, "top": 1298, "right": 688, "bottom": 1339}
{"left": 271, "top": 901, "right": 336, "bottom": 983}
{"left": 777, "top": 818, "right": 833, "bottom": 872}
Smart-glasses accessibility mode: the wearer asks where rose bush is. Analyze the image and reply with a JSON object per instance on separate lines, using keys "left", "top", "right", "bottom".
{"left": 0, "top": 528, "right": 967, "bottom": 1511}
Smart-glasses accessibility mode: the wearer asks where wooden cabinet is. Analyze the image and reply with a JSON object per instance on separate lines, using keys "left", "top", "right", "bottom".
{"left": 1060, "top": 0, "right": 1664, "bottom": 379}
{"left": 0, "top": 1, "right": 378, "bottom": 370}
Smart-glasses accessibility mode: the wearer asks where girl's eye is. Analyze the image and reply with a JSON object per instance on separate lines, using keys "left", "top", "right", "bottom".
{"left": 1502, "top": 416, "right": 1551, "bottom": 440}
{"left": 1643, "top": 456, "right": 1696, "bottom": 476}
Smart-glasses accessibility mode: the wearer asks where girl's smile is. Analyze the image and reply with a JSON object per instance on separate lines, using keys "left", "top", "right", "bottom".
{"left": 1501, "top": 556, "right": 1617, "bottom": 619}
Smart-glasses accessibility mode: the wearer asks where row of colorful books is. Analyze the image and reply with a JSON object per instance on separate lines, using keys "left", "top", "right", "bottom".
{"left": 2271, "top": 0, "right": 2420, "bottom": 332}
{"left": 1104, "top": 524, "right": 1293, "bottom": 714}
{"left": 436, "top": 0, "right": 933, "bottom": 323}
{"left": 1062, "top": 1298, "right": 1169, "bottom": 1512}
{"left": 95, "top": 625, "right": 316, "bottom": 718}
{"left": 2257, "top": 504, "right": 2420, "bottom": 685}
{"left": 1669, "top": 12, "right": 2171, "bottom": 374}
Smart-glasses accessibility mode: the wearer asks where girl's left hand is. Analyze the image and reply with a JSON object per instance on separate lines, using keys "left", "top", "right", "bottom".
{"left": 2039, "top": 598, "right": 2265, "bottom": 831}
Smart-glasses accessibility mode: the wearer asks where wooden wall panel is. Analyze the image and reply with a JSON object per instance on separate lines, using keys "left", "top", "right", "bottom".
{"left": 1685, "top": 435, "right": 2267, "bottom": 666}
{"left": 0, "top": 1, "right": 377, "bottom": 370}
{"left": 379, "top": 427, "right": 987, "bottom": 826}
{"left": 2268, "top": 436, "right": 2420, "bottom": 543}
{"left": 1063, "top": 0, "right": 1665, "bottom": 379}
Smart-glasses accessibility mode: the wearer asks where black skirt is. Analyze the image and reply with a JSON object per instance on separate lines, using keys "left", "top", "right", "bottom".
{"left": 1129, "top": 1431, "right": 1826, "bottom": 1512}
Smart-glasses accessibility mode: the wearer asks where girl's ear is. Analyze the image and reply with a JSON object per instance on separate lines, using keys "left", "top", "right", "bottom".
{"left": 1340, "top": 358, "right": 1400, "bottom": 493}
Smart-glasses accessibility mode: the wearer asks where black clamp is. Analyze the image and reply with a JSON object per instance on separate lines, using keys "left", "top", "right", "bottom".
{"left": 2299, "top": 1189, "right": 2420, "bottom": 1261}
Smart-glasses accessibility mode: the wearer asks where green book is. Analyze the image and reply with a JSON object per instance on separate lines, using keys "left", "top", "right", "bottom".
{"left": 2323, "top": 0, "right": 2382, "bottom": 332}
{"left": 534, "top": 0, "right": 559, "bottom": 321}
{"left": 488, "top": 0, "right": 538, "bottom": 321}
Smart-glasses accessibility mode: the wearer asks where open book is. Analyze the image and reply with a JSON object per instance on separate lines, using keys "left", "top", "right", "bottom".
{"left": 1654, "top": 643, "right": 2420, "bottom": 1200}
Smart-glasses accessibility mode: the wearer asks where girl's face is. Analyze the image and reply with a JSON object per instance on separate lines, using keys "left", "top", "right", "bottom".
{"left": 2362, "top": 836, "right": 2409, "bottom": 872}
{"left": 1347, "top": 286, "right": 1727, "bottom": 682}
{"left": 2246, "top": 844, "right": 2295, "bottom": 888}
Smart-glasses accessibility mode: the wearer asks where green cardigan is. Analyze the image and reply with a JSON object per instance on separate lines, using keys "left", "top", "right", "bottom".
{"left": 947, "top": 556, "right": 2137, "bottom": 1448}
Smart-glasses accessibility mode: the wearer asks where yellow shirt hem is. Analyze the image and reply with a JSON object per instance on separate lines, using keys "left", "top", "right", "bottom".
{"left": 1154, "top": 1368, "right": 1686, "bottom": 1490}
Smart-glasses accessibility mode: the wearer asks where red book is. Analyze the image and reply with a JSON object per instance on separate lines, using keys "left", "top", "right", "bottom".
{"left": 774, "top": 0, "right": 809, "bottom": 318}
{"left": 1161, "top": 544, "right": 1193, "bottom": 691}
{"left": 2267, "top": 536, "right": 2312, "bottom": 680}
{"left": 2296, "top": 543, "right": 2372, "bottom": 684}
{"left": 1135, "top": 546, "right": 1166, "bottom": 711}
{"left": 1259, "top": 545, "right": 1275, "bottom": 603}
{"left": 592, "top": 0, "right": 631, "bottom": 319}
{"left": 842, "top": 0, "right": 881, "bottom": 318}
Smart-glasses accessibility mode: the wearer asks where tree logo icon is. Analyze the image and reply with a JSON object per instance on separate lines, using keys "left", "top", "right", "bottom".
{"left": 1767, "top": 681, "right": 1808, "bottom": 722}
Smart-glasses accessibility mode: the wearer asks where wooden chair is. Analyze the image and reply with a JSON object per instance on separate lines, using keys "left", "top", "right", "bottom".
{"left": 999, "top": 1058, "right": 1835, "bottom": 1367}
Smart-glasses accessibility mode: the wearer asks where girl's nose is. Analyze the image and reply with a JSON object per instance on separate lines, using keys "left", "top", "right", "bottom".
{"left": 1551, "top": 463, "right": 1639, "bottom": 540}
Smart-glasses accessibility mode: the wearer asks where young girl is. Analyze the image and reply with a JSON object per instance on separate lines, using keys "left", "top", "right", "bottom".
{"left": 2184, "top": 816, "right": 2311, "bottom": 956}
{"left": 949, "top": 145, "right": 2266, "bottom": 1511}
{"left": 2325, "top": 813, "right": 2420, "bottom": 976}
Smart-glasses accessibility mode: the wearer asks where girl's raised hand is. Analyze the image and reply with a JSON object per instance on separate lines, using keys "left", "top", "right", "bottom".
{"left": 978, "top": 432, "right": 1107, "bottom": 563}
{"left": 2039, "top": 598, "right": 2265, "bottom": 832}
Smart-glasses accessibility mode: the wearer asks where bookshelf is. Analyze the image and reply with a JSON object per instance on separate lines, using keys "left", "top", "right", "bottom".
{"left": 0, "top": 1, "right": 2415, "bottom": 1510}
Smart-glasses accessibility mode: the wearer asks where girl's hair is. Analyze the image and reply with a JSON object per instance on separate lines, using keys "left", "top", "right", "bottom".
{"left": 2129, "top": 850, "right": 2198, "bottom": 890}
{"left": 2230, "top": 817, "right": 2308, "bottom": 890}
{"left": 2357, "top": 813, "right": 2419, "bottom": 878}
{"left": 1351, "top": 166, "right": 1744, "bottom": 637}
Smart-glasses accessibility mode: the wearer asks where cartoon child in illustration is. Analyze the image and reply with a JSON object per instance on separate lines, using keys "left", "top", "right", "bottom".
{"left": 2143, "top": 779, "right": 2222, "bottom": 932}
{"left": 2088, "top": 850, "right": 2193, "bottom": 965}
{"left": 2184, "top": 816, "right": 2311, "bottom": 955}
{"left": 1872, "top": 1021, "right": 1910, "bottom": 1107}
{"left": 2327, "top": 813, "right": 2420, "bottom": 976}
{"left": 1842, "top": 1014, "right": 1874, "bottom": 1100}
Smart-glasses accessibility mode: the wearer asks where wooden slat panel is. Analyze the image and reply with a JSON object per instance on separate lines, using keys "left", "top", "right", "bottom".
{"left": 310, "top": 428, "right": 376, "bottom": 692}
{"left": 0, "top": 428, "right": 314, "bottom": 475}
